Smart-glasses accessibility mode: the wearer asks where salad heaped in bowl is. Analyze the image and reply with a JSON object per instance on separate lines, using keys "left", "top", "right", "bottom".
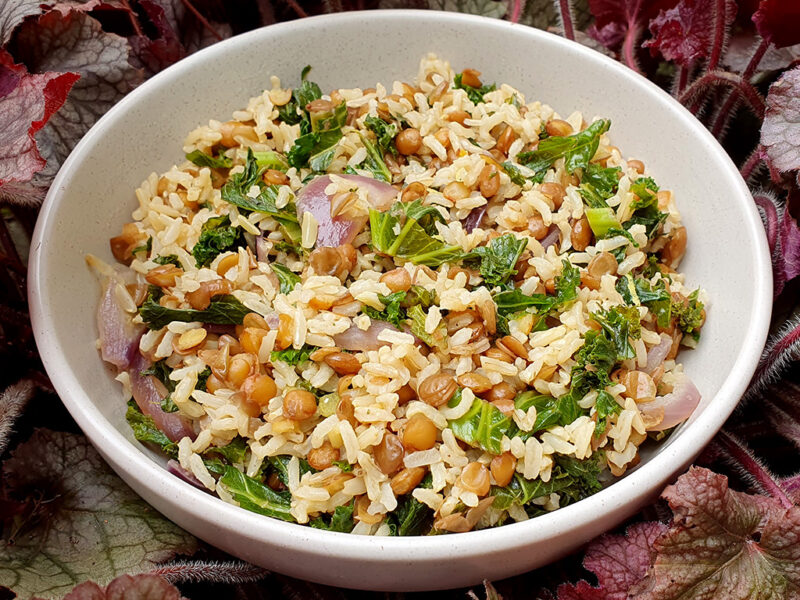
{"left": 89, "top": 54, "right": 707, "bottom": 535}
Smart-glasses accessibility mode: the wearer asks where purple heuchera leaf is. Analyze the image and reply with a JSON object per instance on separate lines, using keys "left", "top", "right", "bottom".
{"left": 630, "top": 467, "right": 800, "bottom": 599}
{"left": 780, "top": 197, "right": 800, "bottom": 286}
{"left": 0, "top": 0, "right": 42, "bottom": 45}
{"left": 15, "top": 9, "right": 143, "bottom": 166}
{"left": 644, "top": 0, "right": 736, "bottom": 67}
{"left": 0, "top": 50, "right": 78, "bottom": 204}
{"left": 0, "top": 430, "right": 197, "bottom": 598}
{"left": 54, "top": 574, "right": 185, "bottom": 600}
{"left": 557, "top": 522, "right": 668, "bottom": 599}
{"left": 753, "top": 0, "right": 800, "bottom": 49}
{"left": 586, "top": 0, "right": 669, "bottom": 51}
{"left": 761, "top": 66, "right": 800, "bottom": 174}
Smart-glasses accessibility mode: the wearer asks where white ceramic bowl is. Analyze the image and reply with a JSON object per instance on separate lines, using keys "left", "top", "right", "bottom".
{"left": 29, "top": 10, "right": 772, "bottom": 591}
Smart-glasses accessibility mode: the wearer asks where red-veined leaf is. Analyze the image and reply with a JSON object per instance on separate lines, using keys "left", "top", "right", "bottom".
{"left": 753, "top": 0, "right": 800, "bottom": 49}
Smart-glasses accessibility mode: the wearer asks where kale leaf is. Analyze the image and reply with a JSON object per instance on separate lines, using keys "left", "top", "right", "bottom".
{"left": 465, "top": 233, "right": 527, "bottom": 289}
{"left": 271, "top": 344, "right": 318, "bottom": 366}
{"left": 269, "top": 263, "right": 302, "bottom": 294}
{"left": 369, "top": 200, "right": 464, "bottom": 267}
{"left": 448, "top": 395, "right": 511, "bottom": 455}
{"left": 125, "top": 400, "right": 178, "bottom": 457}
{"left": 139, "top": 291, "right": 250, "bottom": 330}
{"left": 310, "top": 500, "right": 355, "bottom": 533}
{"left": 364, "top": 115, "right": 399, "bottom": 156}
{"left": 192, "top": 215, "right": 244, "bottom": 268}
{"left": 363, "top": 291, "right": 408, "bottom": 328}
{"left": 185, "top": 149, "right": 232, "bottom": 169}
{"left": 218, "top": 466, "right": 294, "bottom": 522}
{"left": 453, "top": 73, "right": 496, "bottom": 104}
{"left": 517, "top": 119, "right": 610, "bottom": 180}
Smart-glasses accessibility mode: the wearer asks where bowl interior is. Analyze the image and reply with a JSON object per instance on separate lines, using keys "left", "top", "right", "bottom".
{"left": 29, "top": 11, "right": 771, "bottom": 591}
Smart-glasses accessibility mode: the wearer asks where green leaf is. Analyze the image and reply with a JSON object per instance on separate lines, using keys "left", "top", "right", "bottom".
{"left": 493, "top": 259, "right": 580, "bottom": 331}
{"left": 277, "top": 75, "right": 322, "bottom": 126}
{"left": 585, "top": 206, "right": 621, "bottom": 238}
{"left": 125, "top": 400, "right": 178, "bottom": 457}
{"left": 517, "top": 119, "right": 610, "bottom": 180}
{"left": 673, "top": 289, "right": 705, "bottom": 341}
{"left": 616, "top": 275, "right": 672, "bottom": 328}
{"left": 582, "top": 163, "right": 621, "bottom": 196}
{"left": 203, "top": 436, "right": 248, "bottom": 465}
{"left": 269, "top": 263, "right": 302, "bottom": 294}
{"left": 453, "top": 72, "right": 497, "bottom": 104}
{"left": 220, "top": 151, "right": 301, "bottom": 245}
{"left": 139, "top": 293, "right": 250, "bottom": 330}
{"left": 185, "top": 149, "right": 232, "bottom": 169}
{"left": 595, "top": 389, "right": 621, "bottom": 435}
{"left": 465, "top": 233, "right": 527, "bottom": 288}
{"left": 448, "top": 396, "right": 511, "bottom": 455}
{"left": 388, "top": 474, "right": 433, "bottom": 535}
{"left": 592, "top": 305, "right": 642, "bottom": 360}
{"left": 141, "top": 359, "right": 176, "bottom": 393}
{"left": 407, "top": 303, "right": 447, "bottom": 350}
{"left": 369, "top": 201, "right": 465, "bottom": 267}
{"left": 501, "top": 161, "right": 529, "bottom": 186}
{"left": 218, "top": 466, "right": 294, "bottom": 522}
{"left": 358, "top": 132, "right": 392, "bottom": 182}
{"left": 310, "top": 500, "right": 355, "bottom": 533}
{"left": 131, "top": 236, "right": 152, "bottom": 258}
{"left": 364, "top": 115, "right": 399, "bottom": 155}
{"left": 253, "top": 150, "right": 289, "bottom": 171}
{"left": 363, "top": 291, "right": 408, "bottom": 328}
{"left": 0, "top": 430, "right": 196, "bottom": 598}
{"left": 270, "top": 344, "right": 318, "bottom": 366}
{"left": 287, "top": 103, "right": 347, "bottom": 170}
{"left": 570, "top": 329, "right": 617, "bottom": 397}
{"left": 153, "top": 254, "right": 181, "bottom": 267}
{"left": 191, "top": 214, "right": 244, "bottom": 268}
{"left": 627, "top": 176, "right": 667, "bottom": 239}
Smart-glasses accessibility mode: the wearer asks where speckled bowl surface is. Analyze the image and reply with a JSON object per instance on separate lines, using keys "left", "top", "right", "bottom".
{"left": 29, "top": 10, "right": 772, "bottom": 591}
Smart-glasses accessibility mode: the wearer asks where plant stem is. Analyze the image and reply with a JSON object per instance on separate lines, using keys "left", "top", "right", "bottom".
{"left": 675, "top": 64, "right": 690, "bottom": 96}
{"left": 677, "top": 71, "right": 765, "bottom": 119}
{"left": 717, "top": 430, "right": 794, "bottom": 509}
{"left": 710, "top": 39, "right": 770, "bottom": 137}
{"left": 509, "top": 0, "right": 526, "bottom": 23}
{"left": 180, "top": 0, "right": 223, "bottom": 41}
{"left": 753, "top": 193, "right": 778, "bottom": 253}
{"left": 622, "top": 24, "right": 642, "bottom": 74}
{"left": 707, "top": 0, "right": 727, "bottom": 72}
{"left": 741, "top": 148, "right": 763, "bottom": 182}
{"left": 282, "top": 0, "right": 309, "bottom": 18}
{"left": 119, "top": 0, "right": 143, "bottom": 37}
{"left": 556, "top": 0, "right": 575, "bottom": 41}
{"left": 749, "top": 320, "right": 800, "bottom": 395}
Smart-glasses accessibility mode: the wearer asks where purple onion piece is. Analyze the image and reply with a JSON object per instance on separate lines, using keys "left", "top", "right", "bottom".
{"left": 129, "top": 352, "right": 196, "bottom": 442}
{"left": 540, "top": 225, "right": 560, "bottom": 250}
{"left": 97, "top": 278, "right": 144, "bottom": 371}
{"left": 462, "top": 206, "right": 488, "bottom": 233}
{"left": 167, "top": 459, "right": 209, "bottom": 492}
{"left": 295, "top": 174, "right": 396, "bottom": 248}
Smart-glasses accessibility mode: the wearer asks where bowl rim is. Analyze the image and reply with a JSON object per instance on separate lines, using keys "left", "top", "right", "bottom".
{"left": 28, "top": 9, "right": 772, "bottom": 562}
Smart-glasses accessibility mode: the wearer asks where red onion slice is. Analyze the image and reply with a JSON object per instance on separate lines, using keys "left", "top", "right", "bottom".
{"left": 638, "top": 372, "right": 701, "bottom": 431}
{"left": 167, "top": 459, "right": 208, "bottom": 491}
{"left": 540, "top": 226, "right": 560, "bottom": 250}
{"left": 644, "top": 333, "right": 673, "bottom": 374}
{"left": 129, "top": 352, "right": 196, "bottom": 442}
{"left": 295, "top": 174, "right": 397, "bottom": 247}
{"left": 98, "top": 278, "right": 144, "bottom": 371}
{"left": 333, "top": 321, "right": 402, "bottom": 352}
{"left": 462, "top": 206, "right": 487, "bottom": 233}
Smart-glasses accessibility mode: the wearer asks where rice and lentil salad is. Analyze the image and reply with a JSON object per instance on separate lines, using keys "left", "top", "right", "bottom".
{"left": 89, "top": 54, "right": 708, "bottom": 535}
